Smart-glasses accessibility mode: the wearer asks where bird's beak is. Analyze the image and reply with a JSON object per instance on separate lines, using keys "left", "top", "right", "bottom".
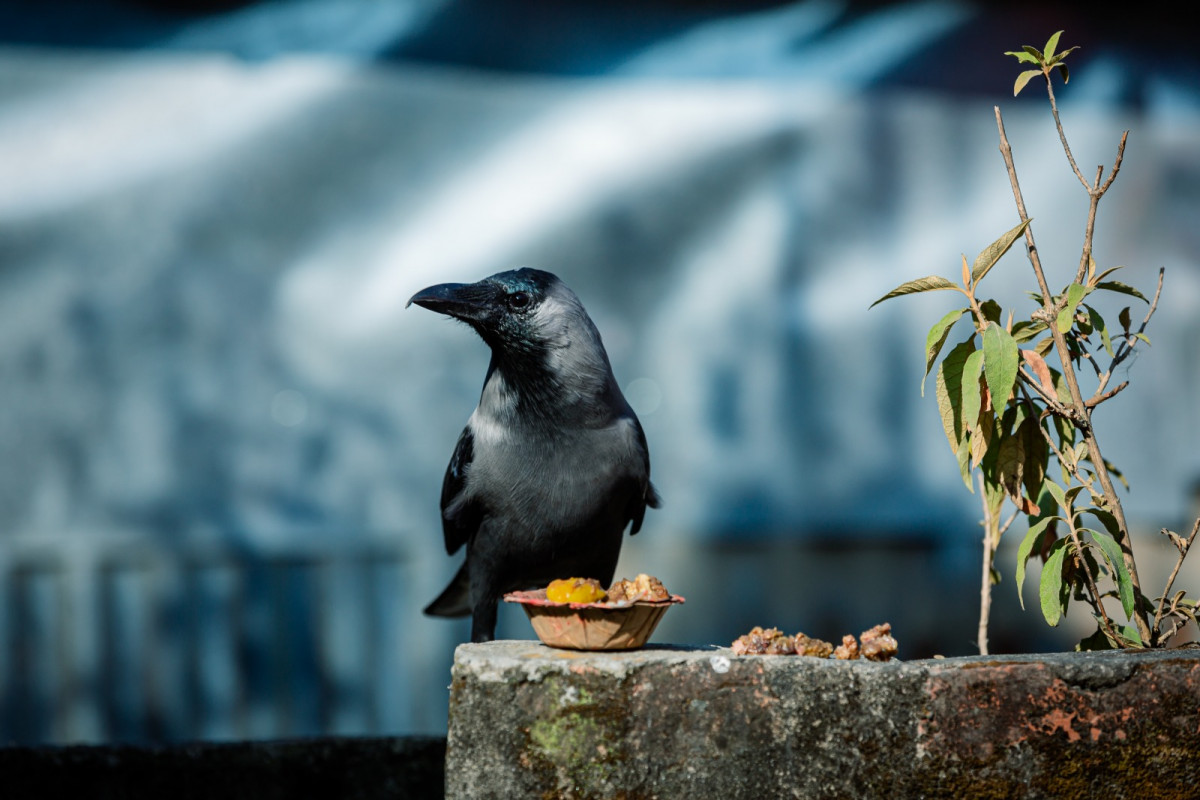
{"left": 406, "top": 281, "right": 498, "bottom": 322}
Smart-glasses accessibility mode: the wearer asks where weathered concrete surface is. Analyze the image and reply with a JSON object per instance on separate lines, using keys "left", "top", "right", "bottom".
{"left": 447, "top": 642, "right": 1200, "bottom": 800}
{"left": 1, "top": 735, "right": 446, "bottom": 800}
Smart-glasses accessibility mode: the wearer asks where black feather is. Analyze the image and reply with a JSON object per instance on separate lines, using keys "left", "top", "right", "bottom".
{"left": 439, "top": 427, "right": 477, "bottom": 555}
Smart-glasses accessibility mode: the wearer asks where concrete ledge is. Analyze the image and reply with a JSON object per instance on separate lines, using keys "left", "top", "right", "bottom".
{"left": 447, "top": 642, "right": 1200, "bottom": 799}
{"left": 1, "top": 736, "right": 446, "bottom": 800}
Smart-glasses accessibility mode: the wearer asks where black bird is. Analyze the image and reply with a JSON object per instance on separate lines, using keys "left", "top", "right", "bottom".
{"left": 408, "top": 268, "right": 659, "bottom": 643}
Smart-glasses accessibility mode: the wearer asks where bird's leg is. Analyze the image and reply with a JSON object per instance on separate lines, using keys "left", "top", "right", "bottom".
{"left": 470, "top": 597, "right": 498, "bottom": 643}
{"left": 468, "top": 562, "right": 501, "bottom": 642}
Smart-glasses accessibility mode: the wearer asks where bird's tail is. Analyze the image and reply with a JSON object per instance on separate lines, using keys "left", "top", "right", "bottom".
{"left": 423, "top": 562, "right": 471, "bottom": 618}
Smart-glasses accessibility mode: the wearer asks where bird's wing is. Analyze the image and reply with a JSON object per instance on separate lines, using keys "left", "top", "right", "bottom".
{"left": 440, "top": 426, "right": 481, "bottom": 555}
{"left": 626, "top": 415, "right": 660, "bottom": 535}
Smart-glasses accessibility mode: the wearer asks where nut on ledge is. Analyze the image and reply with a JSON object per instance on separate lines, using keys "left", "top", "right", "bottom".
{"left": 732, "top": 623, "right": 898, "bottom": 661}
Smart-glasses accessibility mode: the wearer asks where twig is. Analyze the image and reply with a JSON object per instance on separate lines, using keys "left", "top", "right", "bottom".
{"left": 1044, "top": 71, "right": 1092, "bottom": 192}
{"left": 1159, "top": 616, "right": 1190, "bottom": 644}
{"left": 994, "top": 108, "right": 1053, "bottom": 302}
{"left": 998, "top": 505, "right": 1022, "bottom": 539}
{"left": 1085, "top": 381, "right": 1128, "bottom": 409}
{"left": 1018, "top": 365, "right": 1075, "bottom": 419}
{"left": 1023, "top": 386, "right": 1081, "bottom": 481}
{"left": 1097, "top": 130, "right": 1129, "bottom": 195}
{"left": 1110, "top": 267, "right": 1165, "bottom": 368}
{"left": 1153, "top": 517, "right": 1200, "bottom": 641}
{"left": 1078, "top": 349, "right": 1103, "bottom": 380}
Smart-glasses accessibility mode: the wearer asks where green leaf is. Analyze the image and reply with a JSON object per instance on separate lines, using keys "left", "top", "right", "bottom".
{"left": 1075, "top": 309, "right": 1094, "bottom": 337}
{"left": 971, "top": 219, "right": 1031, "bottom": 285}
{"left": 1013, "top": 70, "right": 1041, "bottom": 97}
{"left": 1095, "top": 281, "right": 1148, "bottom": 303}
{"left": 871, "top": 275, "right": 961, "bottom": 308}
{"left": 1044, "top": 480, "right": 1067, "bottom": 512}
{"left": 1089, "top": 529, "right": 1136, "bottom": 619}
{"left": 1085, "top": 305, "right": 1113, "bottom": 356}
{"left": 979, "top": 299, "right": 1002, "bottom": 325}
{"left": 1022, "top": 418, "right": 1048, "bottom": 503}
{"left": 935, "top": 339, "right": 976, "bottom": 454}
{"left": 1063, "top": 484, "right": 1087, "bottom": 513}
{"left": 1055, "top": 310, "right": 1073, "bottom": 335}
{"left": 1016, "top": 515, "right": 1059, "bottom": 610}
{"left": 1022, "top": 45, "right": 1044, "bottom": 61}
{"left": 1056, "top": 283, "right": 1088, "bottom": 333}
{"left": 1077, "top": 626, "right": 1116, "bottom": 651}
{"left": 1092, "top": 265, "right": 1125, "bottom": 285}
{"left": 1034, "top": 486, "right": 1059, "bottom": 518}
{"left": 1005, "top": 50, "right": 1040, "bottom": 65}
{"left": 1043, "top": 31, "right": 1063, "bottom": 61}
{"left": 1050, "top": 367, "right": 1072, "bottom": 408}
{"left": 1118, "top": 307, "right": 1132, "bottom": 333}
{"left": 1081, "top": 507, "right": 1121, "bottom": 540}
{"left": 1056, "top": 64, "right": 1069, "bottom": 85}
{"left": 972, "top": 405, "right": 996, "bottom": 471}
{"left": 982, "top": 323, "right": 1020, "bottom": 405}
{"left": 996, "top": 425, "right": 1025, "bottom": 504}
{"left": 922, "top": 308, "right": 967, "bottom": 397}
{"left": 1119, "top": 623, "right": 1143, "bottom": 647}
{"left": 956, "top": 433, "right": 973, "bottom": 491}
{"left": 1135, "top": 332, "right": 1152, "bottom": 346}
{"left": 1011, "top": 319, "right": 1046, "bottom": 343}
{"left": 982, "top": 459, "right": 1005, "bottom": 514}
{"left": 1040, "top": 539, "right": 1069, "bottom": 626}
{"left": 961, "top": 350, "right": 985, "bottom": 441}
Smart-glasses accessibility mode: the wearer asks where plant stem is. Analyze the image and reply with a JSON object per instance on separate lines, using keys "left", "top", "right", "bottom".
{"left": 977, "top": 472, "right": 995, "bottom": 655}
{"left": 993, "top": 106, "right": 1153, "bottom": 645}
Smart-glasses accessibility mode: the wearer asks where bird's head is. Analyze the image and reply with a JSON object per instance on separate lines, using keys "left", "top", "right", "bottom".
{"left": 407, "top": 268, "right": 585, "bottom": 356}
{"left": 409, "top": 268, "right": 624, "bottom": 421}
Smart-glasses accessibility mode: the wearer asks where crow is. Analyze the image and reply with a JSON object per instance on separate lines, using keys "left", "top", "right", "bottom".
{"left": 407, "top": 268, "right": 659, "bottom": 643}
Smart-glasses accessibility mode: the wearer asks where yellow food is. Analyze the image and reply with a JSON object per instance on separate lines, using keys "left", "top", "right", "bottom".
{"left": 546, "top": 577, "right": 607, "bottom": 604}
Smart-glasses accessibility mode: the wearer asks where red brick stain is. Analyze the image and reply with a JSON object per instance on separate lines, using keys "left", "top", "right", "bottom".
{"left": 1025, "top": 680, "right": 1146, "bottom": 744}
{"left": 1035, "top": 707, "right": 1081, "bottom": 742}
{"left": 918, "top": 661, "right": 1198, "bottom": 760}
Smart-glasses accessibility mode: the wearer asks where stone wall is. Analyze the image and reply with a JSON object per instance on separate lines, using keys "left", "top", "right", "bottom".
{"left": 448, "top": 641, "right": 1200, "bottom": 799}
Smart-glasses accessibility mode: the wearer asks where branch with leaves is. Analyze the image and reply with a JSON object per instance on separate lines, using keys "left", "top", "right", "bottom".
{"left": 873, "top": 32, "right": 1197, "bottom": 652}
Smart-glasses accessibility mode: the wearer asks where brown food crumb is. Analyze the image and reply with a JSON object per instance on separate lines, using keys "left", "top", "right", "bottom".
{"left": 731, "top": 626, "right": 795, "bottom": 655}
{"left": 833, "top": 634, "right": 860, "bottom": 660}
{"left": 793, "top": 633, "right": 833, "bottom": 658}
{"left": 607, "top": 573, "right": 670, "bottom": 604}
{"left": 731, "top": 622, "right": 899, "bottom": 661}
{"left": 860, "top": 623, "right": 899, "bottom": 662}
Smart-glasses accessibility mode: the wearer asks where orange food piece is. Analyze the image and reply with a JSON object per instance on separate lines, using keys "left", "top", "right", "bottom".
{"left": 545, "top": 577, "right": 607, "bottom": 604}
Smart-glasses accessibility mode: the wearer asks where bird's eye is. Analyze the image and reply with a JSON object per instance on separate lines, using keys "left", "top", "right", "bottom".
{"left": 507, "top": 291, "right": 531, "bottom": 310}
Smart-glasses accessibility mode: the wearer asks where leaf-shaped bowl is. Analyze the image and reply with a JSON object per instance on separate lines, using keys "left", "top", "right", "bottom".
{"left": 503, "top": 589, "right": 685, "bottom": 650}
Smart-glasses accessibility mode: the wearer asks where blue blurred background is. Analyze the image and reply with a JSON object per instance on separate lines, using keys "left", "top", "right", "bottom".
{"left": 0, "top": 0, "right": 1197, "bottom": 743}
